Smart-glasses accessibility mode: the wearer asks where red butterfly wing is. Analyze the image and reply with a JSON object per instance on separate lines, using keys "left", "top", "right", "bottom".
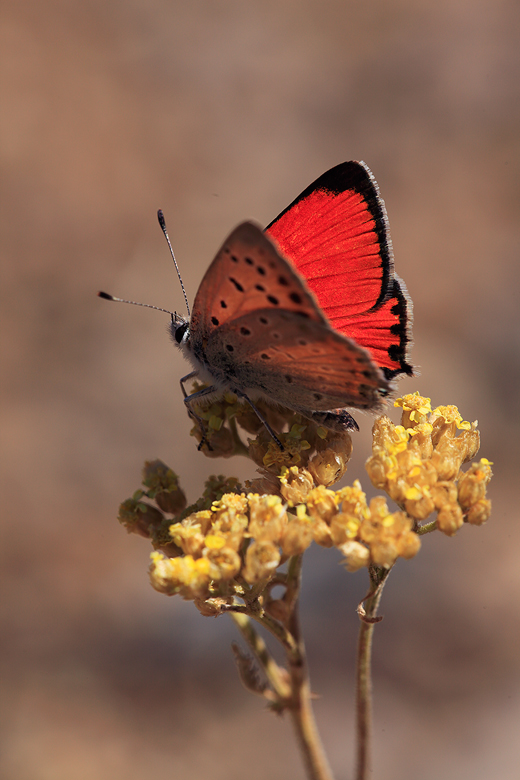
{"left": 266, "top": 161, "right": 413, "bottom": 380}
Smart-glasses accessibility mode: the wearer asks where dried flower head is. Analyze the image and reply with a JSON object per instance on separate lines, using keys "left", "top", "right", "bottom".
{"left": 188, "top": 386, "right": 354, "bottom": 493}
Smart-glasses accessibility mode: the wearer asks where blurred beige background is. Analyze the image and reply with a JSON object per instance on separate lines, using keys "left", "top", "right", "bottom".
{"left": 2, "top": 2, "right": 519, "bottom": 778}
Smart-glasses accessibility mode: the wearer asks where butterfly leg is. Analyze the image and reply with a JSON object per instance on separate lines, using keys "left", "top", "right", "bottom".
{"left": 179, "top": 374, "right": 284, "bottom": 452}
{"left": 179, "top": 371, "right": 198, "bottom": 399}
{"left": 233, "top": 390, "right": 284, "bottom": 451}
{"left": 180, "top": 373, "right": 218, "bottom": 451}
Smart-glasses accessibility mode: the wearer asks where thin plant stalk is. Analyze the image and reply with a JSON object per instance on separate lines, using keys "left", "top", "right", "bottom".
{"left": 231, "top": 557, "right": 335, "bottom": 780}
{"left": 286, "top": 555, "right": 335, "bottom": 780}
{"left": 355, "top": 567, "right": 391, "bottom": 780}
{"left": 286, "top": 603, "right": 335, "bottom": 780}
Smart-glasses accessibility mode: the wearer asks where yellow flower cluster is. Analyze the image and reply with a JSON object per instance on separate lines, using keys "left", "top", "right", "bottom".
{"left": 150, "top": 492, "right": 291, "bottom": 601}
{"left": 297, "top": 483, "right": 420, "bottom": 570}
{"left": 119, "top": 392, "right": 492, "bottom": 612}
{"left": 366, "top": 393, "right": 492, "bottom": 535}
{"left": 148, "top": 476, "right": 424, "bottom": 603}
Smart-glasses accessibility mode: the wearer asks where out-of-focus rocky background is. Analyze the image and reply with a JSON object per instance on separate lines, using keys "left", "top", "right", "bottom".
{"left": 2, "top": 2, "right": 519, "bottom": 778}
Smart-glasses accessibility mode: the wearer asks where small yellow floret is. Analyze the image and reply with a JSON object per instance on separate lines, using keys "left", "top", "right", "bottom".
{"left": 395, "top": 392, "right": 432, "bottom": 416}
{"left": 204, "top": 534, "right": 226, "bottom": 550}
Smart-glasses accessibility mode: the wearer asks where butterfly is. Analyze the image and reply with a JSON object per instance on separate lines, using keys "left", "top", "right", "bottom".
{"left": 166, "top": 161, "right": 413, "bottom": 447}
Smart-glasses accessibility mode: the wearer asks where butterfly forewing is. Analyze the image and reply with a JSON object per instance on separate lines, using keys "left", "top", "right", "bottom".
{"left": 266, "top": 161, "right": 414, "bottom": 379}
{"left": 189, "top": 222, "right": 327, "bottom": 355}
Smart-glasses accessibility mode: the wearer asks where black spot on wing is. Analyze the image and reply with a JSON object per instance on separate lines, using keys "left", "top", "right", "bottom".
{"left": 388, "top": 344, "right": 402, "bottom": 362}
{"left": 229, "top": 277, "right": 244, "bottom": 292}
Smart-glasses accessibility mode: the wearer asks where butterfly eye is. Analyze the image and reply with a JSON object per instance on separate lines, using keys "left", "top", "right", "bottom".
{"left": 174, "top": 322, "right": 189, "bottom": 344}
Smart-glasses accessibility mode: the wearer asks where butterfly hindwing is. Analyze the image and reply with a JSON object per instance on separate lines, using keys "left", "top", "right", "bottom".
{"left": 266, "top": 161, "right": 413, "bottom": 379}
{"left": 331, "top": 275, "right": 413, "bottom": 380}
{"left": 203, "top": 307, "right": 388, "bottom": 412}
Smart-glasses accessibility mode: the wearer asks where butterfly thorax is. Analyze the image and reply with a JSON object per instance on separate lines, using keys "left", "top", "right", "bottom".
{"left": 170, "top": 315, "right": 232, "bottom": 391}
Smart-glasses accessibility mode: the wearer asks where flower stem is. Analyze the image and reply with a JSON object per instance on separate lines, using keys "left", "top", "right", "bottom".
{"left": 285, "top": 556, "right": 335, "bottom": 780}
{"left": 230, "top": 612, "right": 291, "bottom": 700}
{"left": 355, "top": 567, "right": 390, "bottom": 780}
{"left": 232, "top": 556, "right": 335, "bottom": 780}
{"left": 417, "top": 518, "right": 437, "bottom": 535}
{"left": 286, "top": 607, "right": 335, "bottom": 780}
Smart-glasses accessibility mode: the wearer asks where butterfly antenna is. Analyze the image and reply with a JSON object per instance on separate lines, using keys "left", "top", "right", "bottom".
{"left": 157, "top": 210, "right": 191, "bottom": 318}
{"left": 97, "top": 291, "right": 175, "bottom": 317}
